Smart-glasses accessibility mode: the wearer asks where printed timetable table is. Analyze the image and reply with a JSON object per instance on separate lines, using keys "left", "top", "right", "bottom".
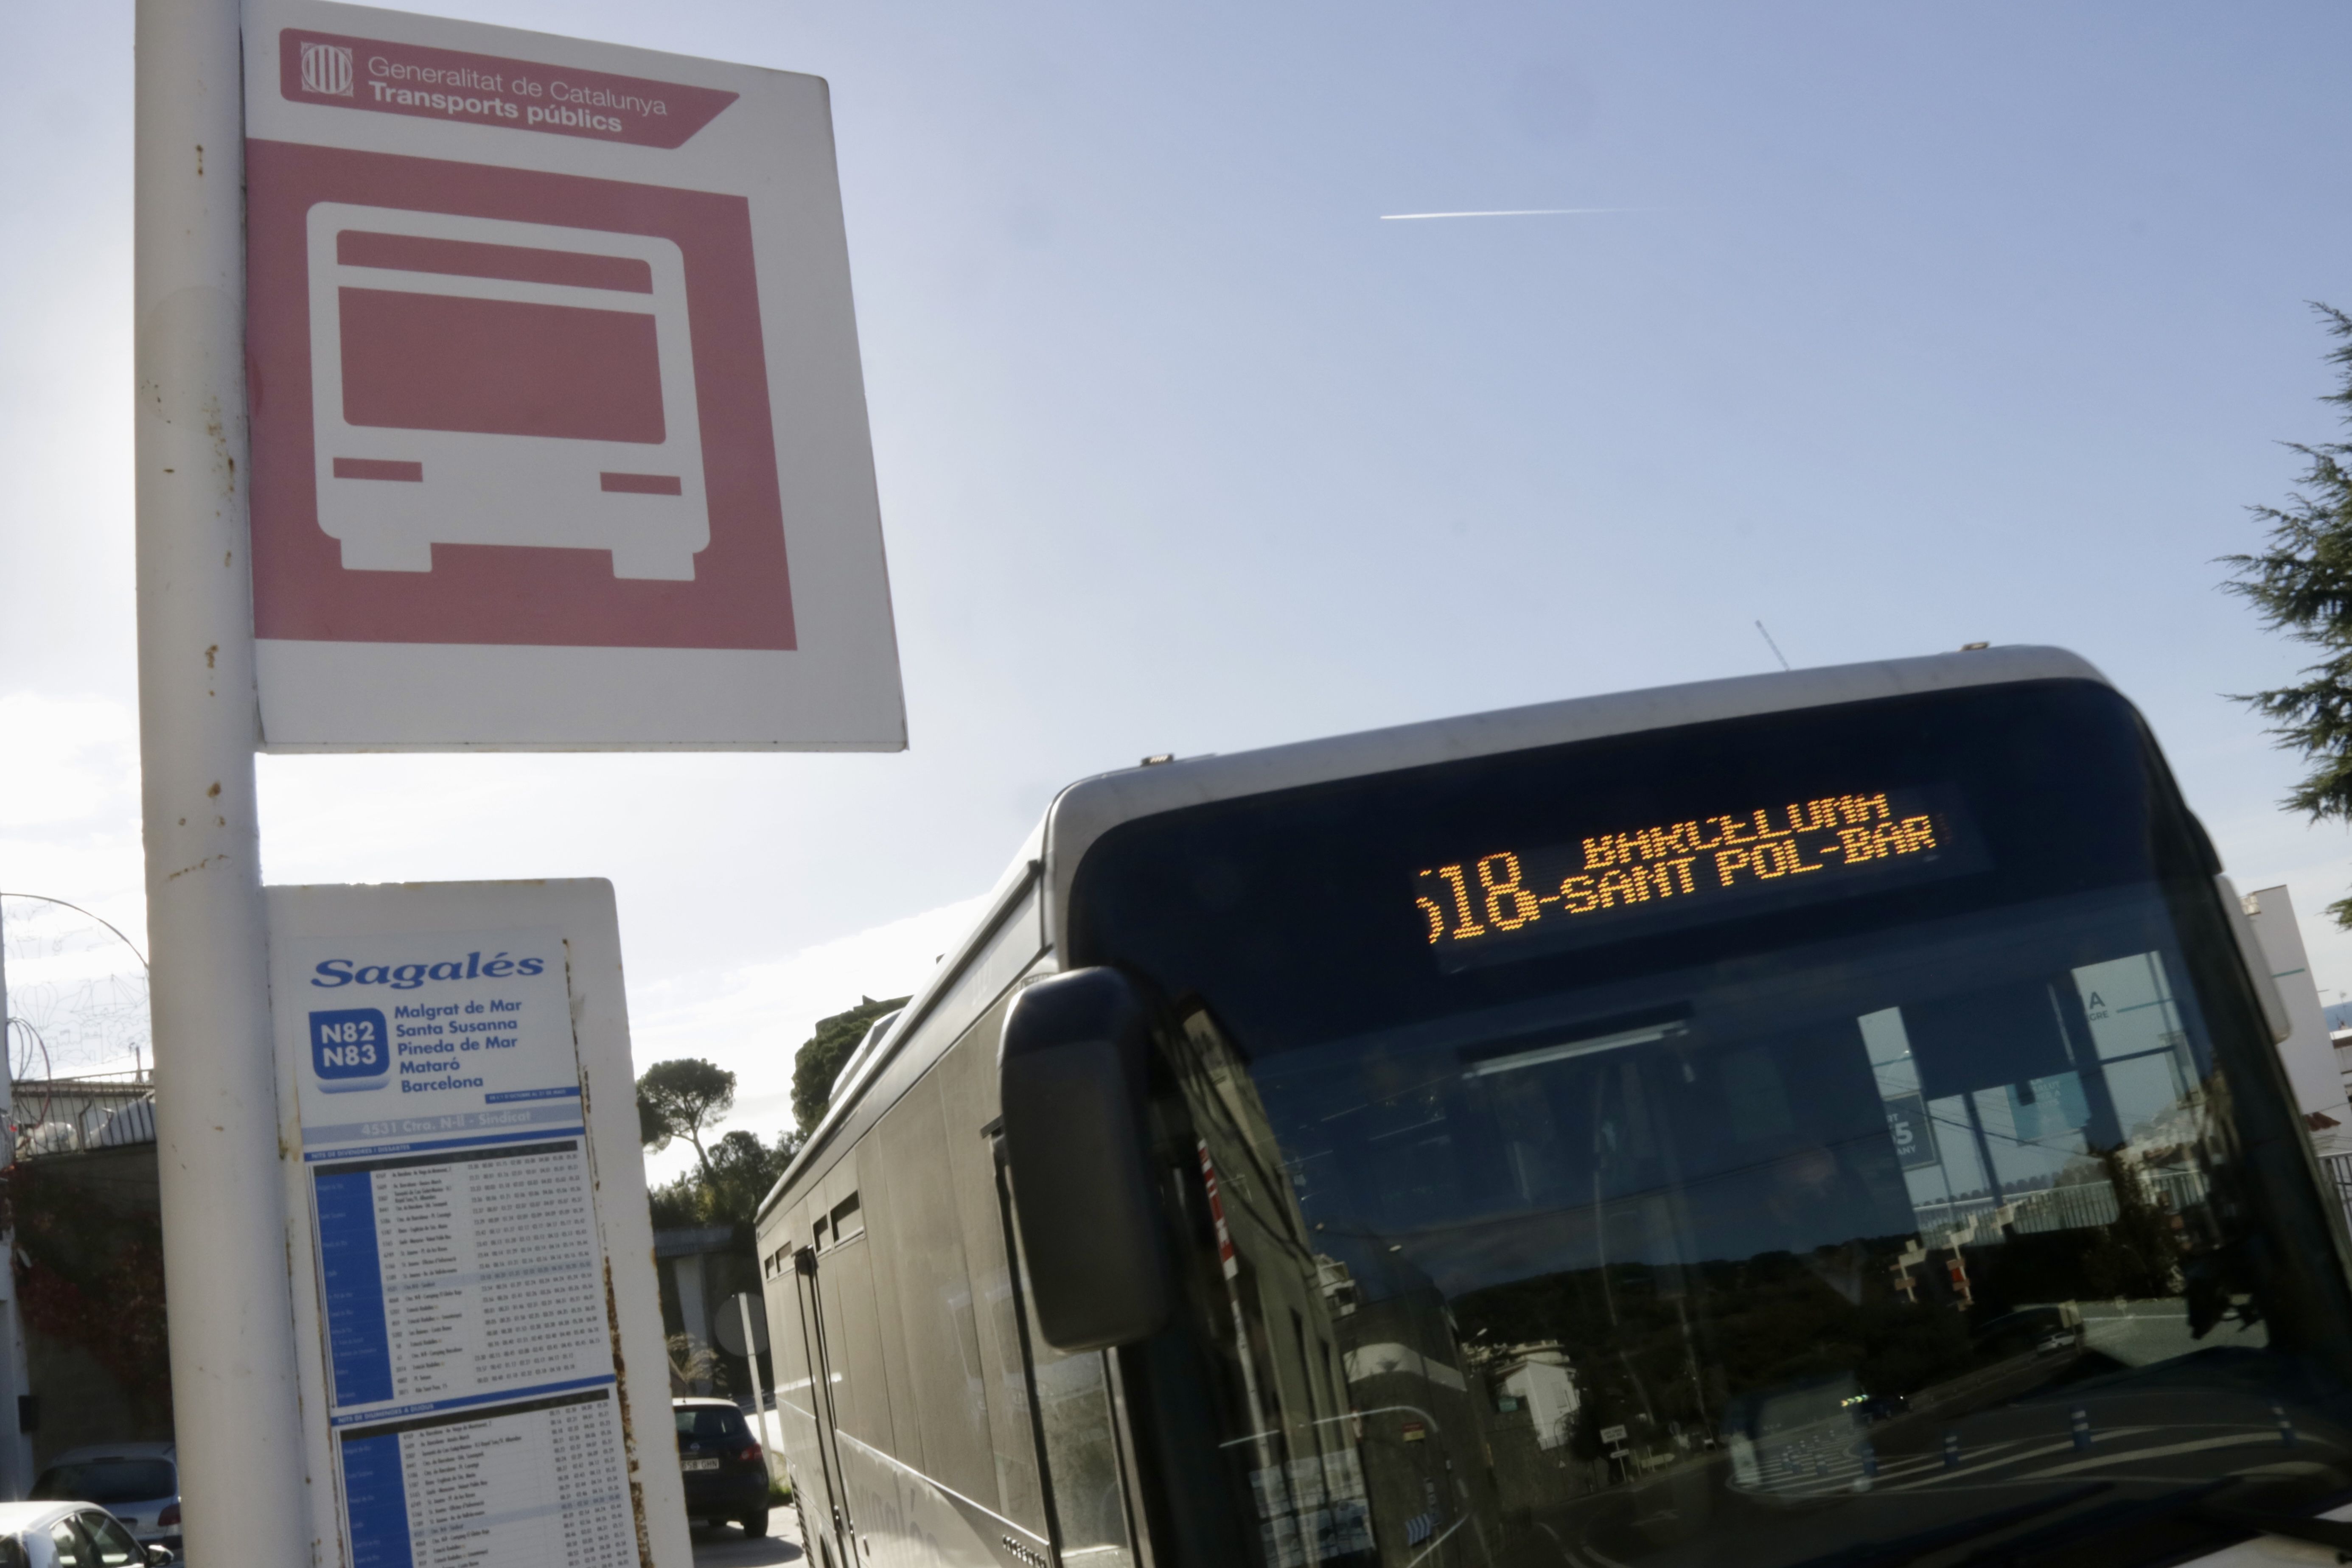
{"left": 311, "top": 1123, "right": 639, "bottom": 1568}
{"left": 315, "top": 1137, "right": 607, "bottom": 1405}
{"left": 340, "top": 1387, "right": 635, "bottom": 1568}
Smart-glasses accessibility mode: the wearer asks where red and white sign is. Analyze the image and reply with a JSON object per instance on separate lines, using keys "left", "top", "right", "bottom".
{"left": 244, "top": 1, "right": 903, "bottom": 749}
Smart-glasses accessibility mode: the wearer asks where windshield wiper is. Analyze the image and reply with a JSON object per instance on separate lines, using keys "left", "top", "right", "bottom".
{"left": 1787, "top": 1484, "right": 2111, "bottom": 1568}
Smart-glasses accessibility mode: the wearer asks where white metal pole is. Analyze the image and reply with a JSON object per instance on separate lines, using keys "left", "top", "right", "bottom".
{"left": 135, "top": 0, "right": 310, "bottom": 1561}
{"left": 0, "top": 902, "right": 21, "bottom": 1504}
{"left": 735, "top": 1291, "right": 775, "bottom": 1478}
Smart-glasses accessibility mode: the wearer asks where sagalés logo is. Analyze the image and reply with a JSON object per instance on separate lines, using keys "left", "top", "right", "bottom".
{"left": 311, "top": 1007, "right": 390, "bottom": 1092}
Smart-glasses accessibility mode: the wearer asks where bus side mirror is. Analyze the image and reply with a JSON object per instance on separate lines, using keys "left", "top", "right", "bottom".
{"left": 999, "top": 967, "right": 1174, "bottom": 1351}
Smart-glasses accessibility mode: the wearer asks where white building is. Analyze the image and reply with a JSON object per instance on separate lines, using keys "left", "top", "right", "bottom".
{"left": 1492, "top": 1344, "right": 1579, "bottom": 1451}
{"left": 2241, "top": 885, "right": 2350, "bottom": 1130}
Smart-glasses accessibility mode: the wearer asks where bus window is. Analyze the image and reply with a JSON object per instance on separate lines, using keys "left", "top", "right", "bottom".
{"left": 1068, "top": 677, "right": 2352, "bottom": 1568}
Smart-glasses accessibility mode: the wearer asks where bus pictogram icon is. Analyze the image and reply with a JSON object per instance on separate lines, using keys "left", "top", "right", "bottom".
{"left": 305, "top": 204, "right": 710, "bottom": 581}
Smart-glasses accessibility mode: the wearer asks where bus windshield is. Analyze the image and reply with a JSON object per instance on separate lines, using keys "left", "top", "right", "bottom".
{"left": 1068, "top": 679, "right": 2352, "bottom": 1568}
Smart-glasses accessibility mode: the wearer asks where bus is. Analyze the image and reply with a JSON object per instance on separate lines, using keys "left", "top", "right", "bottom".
{"left": 752, "top": 645, "right": 2352, "bottom": 1568}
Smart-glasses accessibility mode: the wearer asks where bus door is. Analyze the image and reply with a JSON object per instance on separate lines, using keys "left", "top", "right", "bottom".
{"left": 791, "top": 1245, "right": 858, "bottom": 1568}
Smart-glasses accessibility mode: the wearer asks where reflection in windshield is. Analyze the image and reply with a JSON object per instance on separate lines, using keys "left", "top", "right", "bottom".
{"left": 1147, "top": 893, "right": 2343, "bottom": 1568}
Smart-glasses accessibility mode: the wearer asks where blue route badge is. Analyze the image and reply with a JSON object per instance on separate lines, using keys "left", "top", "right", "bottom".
{"left": 311, "top": 1008, "right": 391, "bottom": 1092}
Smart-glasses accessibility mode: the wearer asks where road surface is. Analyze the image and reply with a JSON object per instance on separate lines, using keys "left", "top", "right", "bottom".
{"left": 690, "top": 1504, "right": 802, "bottom": 1567}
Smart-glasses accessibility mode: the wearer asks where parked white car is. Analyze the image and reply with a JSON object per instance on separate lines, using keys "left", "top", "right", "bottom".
{"left": 0, "top": 1501, "right": 169, "bottom": 1567}
{"left": 29, "top": 1447, "right": 177, "bottom": 1560}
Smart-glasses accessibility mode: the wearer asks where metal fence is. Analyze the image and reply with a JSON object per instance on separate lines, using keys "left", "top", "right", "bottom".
{"left": 10, "top": 1072, "right": 156, "bottom": 1159}
{"left": 1910, "top": 1165, "right": 2219, "bottom": 1252}
{"left": 2005, "top": 1181, "right": 2122, "bottom": 1235}
{"left": 2323, "top": 1154, "right": 2352, "bottom": 1231}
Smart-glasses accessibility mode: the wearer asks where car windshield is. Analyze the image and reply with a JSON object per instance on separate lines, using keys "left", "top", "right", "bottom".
{"left": 1071, "top": 680, "right": 2352, "bottom": 1568}
{"left": 75, "top": 1512, "right": 141, "bottom": 1568}
{"left": 31, "top": 1460, "right": 174, "bottom": 1505}
{"left": 676, "top": 1407, "right": 749, "bottom": 1445}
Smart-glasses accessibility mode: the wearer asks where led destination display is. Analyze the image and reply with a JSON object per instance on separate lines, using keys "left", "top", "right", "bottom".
{"left": 1415, "top": 787, "right": 1974, "bottom": 966}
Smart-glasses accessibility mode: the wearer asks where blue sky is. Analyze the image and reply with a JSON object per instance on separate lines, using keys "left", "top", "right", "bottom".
{"left": 5, "top": 3, "right": 2352, "bottom": 1163}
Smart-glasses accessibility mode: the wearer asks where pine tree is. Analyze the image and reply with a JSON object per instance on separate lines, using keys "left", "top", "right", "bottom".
{"left": 790, "top": 994, "right": 910, "bottom": 1135}
{"left": 2223, "top": 305, "right": 2352, "bottom": 924}
{"left": 634, "top": 1056, "right": 736, "bottom": 1182}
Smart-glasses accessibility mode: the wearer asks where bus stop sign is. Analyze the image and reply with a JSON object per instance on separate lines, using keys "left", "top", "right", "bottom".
{"left": 242, "top": 0, "right": 904, "bottom": 750}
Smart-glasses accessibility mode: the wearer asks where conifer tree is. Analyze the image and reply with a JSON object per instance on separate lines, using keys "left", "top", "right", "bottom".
{"left": 790, "top": 994, "right": 910, "bottom": 1135}
{"left": 634, "top": 1056, "right": 735, "bottom": 1182}
{"left": 2224, "top": 305, "right": 2352, "bottom": 924}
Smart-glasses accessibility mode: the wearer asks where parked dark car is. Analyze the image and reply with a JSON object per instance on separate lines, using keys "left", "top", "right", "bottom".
{"left": 674, "top": 1397, "right": 769, "bottom": 1537}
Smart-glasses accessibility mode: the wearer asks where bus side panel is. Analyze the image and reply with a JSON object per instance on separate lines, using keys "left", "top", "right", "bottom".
{"left": 870, "top": 1070, "right": 998, "bottom": 1509}
{"left": 860, "top": 1137, "right": 931, "bottom": 1479}
{"left": 824, "top": 1234, "right": 899, "bottom": 1468}
{"left": 938, "top": 998, "right": 1052, "bottom": 1535}
{"left": 833, "top": 1426, "right": 1030, "bottom": 1568}
{"left": 758, "top": 928, "right": 1064, "bottom": 1565}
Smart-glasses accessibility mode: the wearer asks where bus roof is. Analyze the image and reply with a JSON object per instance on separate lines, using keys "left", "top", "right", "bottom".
{"left": 1039, "top": 644, "right": 2104, "bottom": 945}
{"left": 764, "top": 644, "right": 2106, "bottom": 1221}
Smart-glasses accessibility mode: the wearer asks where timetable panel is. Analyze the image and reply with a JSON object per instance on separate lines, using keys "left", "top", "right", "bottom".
{"left": 292, "top": 922, "right": 642, "bottom": 1568}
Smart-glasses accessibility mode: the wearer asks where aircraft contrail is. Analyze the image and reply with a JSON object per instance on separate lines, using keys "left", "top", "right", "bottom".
{"left": 1378, "top": 207, "right": 1643, "bottom": 221}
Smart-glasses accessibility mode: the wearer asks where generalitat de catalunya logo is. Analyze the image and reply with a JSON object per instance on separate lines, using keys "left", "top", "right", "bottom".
{"left": 301, "top": 41, "right": 354, "bottom": 97}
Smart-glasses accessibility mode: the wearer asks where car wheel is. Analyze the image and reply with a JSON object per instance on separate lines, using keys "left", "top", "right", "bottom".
{"left": 738, "top": 1508, "right": 769, "bottom": 1537}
